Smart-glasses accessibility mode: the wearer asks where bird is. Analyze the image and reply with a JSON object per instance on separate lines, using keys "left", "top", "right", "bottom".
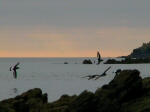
{"left": 82, "top": 66, "right": 111, "bottom": 80}
{"left": 112, "top": 69, "right": 121, "bottom": 75}
{"left": 94, "top": 66, "right": 111, "bottom": 80}
{"left": 82, "top": 75, "right": 100, "bottom": 80}
{"left": 94, "top": 52, "right": 103, "bottom": 65}
{"left": 10, "top": 62, "right": 20, "bottom": 79}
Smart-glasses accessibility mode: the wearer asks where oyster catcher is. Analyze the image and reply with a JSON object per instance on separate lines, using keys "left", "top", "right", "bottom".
{"left": 94, "top": 52, "right": 103, "bottom": 65}
{"left": 94, "top": 66, "right": 111, "bottom": 80}
{"left": 82, "top": 66, "right": 111, "bottom": 80}
{"left": 113, "top": 69, "right": 121, "bottom": 75}
{"left": 10, "top": 62, "right": 20, "bottom": 79}
{"left": 82, "top": 75, "right": 100, "bottom": 80}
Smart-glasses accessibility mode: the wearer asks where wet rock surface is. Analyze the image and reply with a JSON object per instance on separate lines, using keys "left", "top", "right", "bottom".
{"left": 1, "top": 70, "right": 150, "bottom": 112}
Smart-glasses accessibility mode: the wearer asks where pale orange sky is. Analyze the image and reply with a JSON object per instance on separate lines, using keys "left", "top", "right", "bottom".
{"left": 0, "top": 1, "right": 150, "bottom": 57}
{"left": 0, "top": 26, "right": 149, "bottom": 57}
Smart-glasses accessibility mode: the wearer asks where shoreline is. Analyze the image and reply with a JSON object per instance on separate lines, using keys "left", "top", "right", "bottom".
{"left": 1, "top": 69, "right": 150, "bottom": 112}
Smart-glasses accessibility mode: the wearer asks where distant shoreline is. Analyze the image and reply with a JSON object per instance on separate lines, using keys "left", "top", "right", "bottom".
{"left": 0, "top": 57, "right": 117, "bottom": 59}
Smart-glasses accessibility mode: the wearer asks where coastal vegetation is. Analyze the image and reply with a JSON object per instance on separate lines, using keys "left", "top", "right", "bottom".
{"left": 121, "top": 41, "right": 150, "bottom": 58}
{"left": 107, "top": 41, "right": 150, "bottom": 64}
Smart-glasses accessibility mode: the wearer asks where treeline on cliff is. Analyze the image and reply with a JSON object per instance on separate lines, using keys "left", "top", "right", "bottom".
{"left": 128, "top": 41, "right": 150, "bottom": 58}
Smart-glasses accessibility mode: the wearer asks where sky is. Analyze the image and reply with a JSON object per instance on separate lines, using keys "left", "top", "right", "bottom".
{"left": 0, "top": 0, "right": 150, "bottom": 57}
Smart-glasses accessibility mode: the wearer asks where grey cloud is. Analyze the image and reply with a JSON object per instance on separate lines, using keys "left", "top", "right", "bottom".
{"left": 1, "top": 1, "right": 150, "bottom": 28}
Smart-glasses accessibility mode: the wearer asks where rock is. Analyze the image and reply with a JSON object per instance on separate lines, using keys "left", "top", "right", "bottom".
{"left": 41, "top": 93, "right": 48, "bottom": 103}
{"left": 104, "top": 59, "right": 119, "bottom": 64}
{"left": 97, "top": 70, "right": 142, "bottom": 111}
{"left": 0, "top": 105, "right": 15, "bottom": 112}
{"left": 64, "top": 62, "right": 68, "bottom": 64}
{"left": 118, "top": 86, "right": 150, "bottom": 112}
{"left": 68, "top": 90, "right": 95, "bottom": 112}
{"left": 82, "top": 59, "right": 92, "bottom": 64}
{"left": 11, "top": 99, "right": 28, "bottom": 112}
{"left": 118, "top": 92, "right": 150, "bottom": 112}
{"left": 0, "top": 88, "right": 47, "bottom": 112}
{"left": 105, "top": 57, "right": 150, "bottom": 64}
{"left": 21, "top": 88, "right": 42, "bottom": 100}
{"left": 142, "top": 77, "right": 150, "bottom": 91}
{"left": 52, "top": 94, "right": 72, "bottom": 107}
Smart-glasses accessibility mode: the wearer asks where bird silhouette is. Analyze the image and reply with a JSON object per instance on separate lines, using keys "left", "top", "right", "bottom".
{"left": 112, "top": 69, "right": 121, "bottom": 75}
{"left": 94, "top": 66, "right": 111, "bottom": 80}
{"left": 94, "top": 52, "right": 103, "bottom": 65}
{"left": 82, "top": 66, "right": 111, "bottom": 80}
{"left": 10, "top": 62, "right": 20, "bottom": 79}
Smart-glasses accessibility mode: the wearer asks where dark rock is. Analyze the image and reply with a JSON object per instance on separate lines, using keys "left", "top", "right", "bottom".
{"left": 105, "top": 57, "right": 150, "bottom": 64}
{"left": 68, "top": 90, "right": 96, "bottom": 112}
{"left": 52, "top": 94, "right": 72, "bottom": 107}
{"left": 83, "top": 59, "right": 92, "bottom": 64}
{"left": 118, "top": 90, "right": 150, "bottom": 112}
{"left": 0, "top": 88, "right": 47, "bottom": 112}
{"left": 11, "top": 99, "right": 29, "bottom": 112}
{"left": 64, "top": 62, "right": 68, "bottom": 64}
{"left": 104, "top": 59, "right": 118, "bottom": 64}
{"left": 26, "top": 98, "right": 42, "bottom": 108}
{"left": 41, "top": 93, "right": 48, "bottom": 103}
{"left": 43, "top": 94, "right": 77, "bottom": 112}
{"left": 142, "top": 77, "right": 150, "bottom": 91}
{"left": 0, "top": 105, "right": 15, "bottom": 112}
{"left": 98, "top": 70, "right": 142, "bottom": 111}
{"left": 21, "top": 88, "right": 42, "bottom": 99}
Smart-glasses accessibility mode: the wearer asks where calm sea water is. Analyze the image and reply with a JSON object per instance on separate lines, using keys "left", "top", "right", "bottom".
{"left": 0, "top": 58, "right": 149, "bottom": 102}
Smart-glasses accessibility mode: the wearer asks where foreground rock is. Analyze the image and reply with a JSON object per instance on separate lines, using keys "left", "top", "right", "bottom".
{"left": 1, "top": 70, "right": 150, "bottom": 112}
{"left": 0, "top": 88, "right": 48, "bottom": 112}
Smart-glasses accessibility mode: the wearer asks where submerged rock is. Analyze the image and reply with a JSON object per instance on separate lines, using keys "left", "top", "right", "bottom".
{"left": 1, "top": 70, "right": 150, "bottom": 112}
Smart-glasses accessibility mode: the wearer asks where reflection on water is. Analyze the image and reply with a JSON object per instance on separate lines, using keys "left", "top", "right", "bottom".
{"left": 13, "top": 88, "right": 18, "bottom": 94}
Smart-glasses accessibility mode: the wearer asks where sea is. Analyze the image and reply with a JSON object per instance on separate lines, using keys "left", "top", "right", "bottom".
{"left": 0, "top": 57, "right": 150, "bottom": 102}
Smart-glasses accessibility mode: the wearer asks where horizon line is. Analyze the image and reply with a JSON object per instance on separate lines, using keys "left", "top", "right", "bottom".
{"left": 0, "top": 56, "right": 118, "bottom": 58}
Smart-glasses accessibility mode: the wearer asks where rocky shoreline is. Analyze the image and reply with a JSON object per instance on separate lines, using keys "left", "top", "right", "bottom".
{"left": 105, "top": 57, "right": 150, "bottom": 64}
{"left": 1, "top": 70, "right": 150, "bottom": 112}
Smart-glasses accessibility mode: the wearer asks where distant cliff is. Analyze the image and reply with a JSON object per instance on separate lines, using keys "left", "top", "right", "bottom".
{"left": 119, "top": 41, "right": 150, "bottom": 58}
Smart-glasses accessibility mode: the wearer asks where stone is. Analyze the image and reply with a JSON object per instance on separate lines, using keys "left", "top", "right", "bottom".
{"left": 82, "top": 59, "right": 92, "bottom": 64}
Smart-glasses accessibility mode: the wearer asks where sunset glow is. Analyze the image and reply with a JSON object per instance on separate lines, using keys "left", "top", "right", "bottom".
{"left": 0, "top": 1, "right": 150, "bottom": 57}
